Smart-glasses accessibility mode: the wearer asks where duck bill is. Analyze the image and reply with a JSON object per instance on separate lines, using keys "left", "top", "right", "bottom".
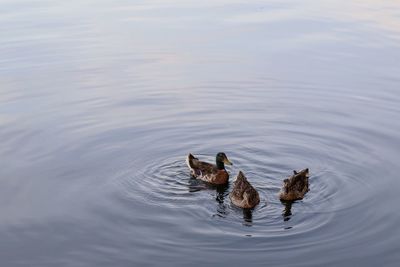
{"left": 223, "top": 158, "right": 233, "bottom": 165}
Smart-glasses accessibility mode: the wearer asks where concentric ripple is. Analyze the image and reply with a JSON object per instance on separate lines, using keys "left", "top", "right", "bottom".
{"left": 99, "top": 78, "right": 399, "bottom": 264}
{"left": 110, "top": 144, "right": 373, "bottom": 239}
{"left": 115, "top": 155, "right": 212, "bottom": 208}
{"left": 2, "top": 0, "right": 400, "bottom": 265}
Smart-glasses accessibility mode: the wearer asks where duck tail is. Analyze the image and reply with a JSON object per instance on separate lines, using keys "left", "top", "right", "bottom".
{"left": 237, "top": 171, "right": 246, "bottom": 179}
{"left": 186, "top": 153, "right": 196, "bottom": 169}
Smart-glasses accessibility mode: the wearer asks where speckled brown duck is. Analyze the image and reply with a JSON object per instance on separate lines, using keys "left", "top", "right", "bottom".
{"left": 186, "top": 152, "right": 232, "bottom": 185}
{"left": 279, "top": 168, "right": 310, "bottom": 201}
{"left": 229, "top": 171, "right": 260, "bottom": 209}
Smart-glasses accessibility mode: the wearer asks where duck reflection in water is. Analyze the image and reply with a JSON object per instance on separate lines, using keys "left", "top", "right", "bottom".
{"left": 187, "top": 178, "right": 230, "bottom": 218}
{"left": 242, "top": 208, "right": 253, "bottom": 226}
{"left": 215, "top": 184, "right": 228, "bottom": 203}
{"left": 187, "top": 176, "right": 209, "bottom": 192}
{"left": 201, "top": 181, "right": 255, "bottom": 225}
{"left": 215, "top": 184, "right": 229, "bottom": 217}
{"left": 187, "top": 175, "right": 254, "bottom": 225}
{"left": 281, "top": 200, "right": 293, "bottom": 222}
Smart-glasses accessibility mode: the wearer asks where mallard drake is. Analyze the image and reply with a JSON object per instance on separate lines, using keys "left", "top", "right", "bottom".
{"left": 229, "top": 171, "right": 260, "bottom": 209}
{"left": 279, "top": 168, "right": 309, "bottom": 201}
{"left": 186, "top": 152, "right": 232, "bottom": 185}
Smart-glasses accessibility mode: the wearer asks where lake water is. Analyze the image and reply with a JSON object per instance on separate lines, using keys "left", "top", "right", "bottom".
{"left": 1, "top": 0, "right": 400, "bottom": 266}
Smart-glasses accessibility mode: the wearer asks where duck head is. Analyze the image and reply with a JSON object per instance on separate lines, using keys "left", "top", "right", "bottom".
{"left": 216, "top": 152, "right": 232, "bottom": 170}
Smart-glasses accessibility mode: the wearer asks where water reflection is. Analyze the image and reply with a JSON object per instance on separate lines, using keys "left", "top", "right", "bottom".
{"left": 215, "top": 184, "right": 229, "bottom": 217}
{"left": 188, "top": 177, "right": 208, "bottom": 192}
{"left": 188, "top": 177, "right": 230, "bottom": 218}
{"left": 242, "top": 208, "right": 253, "bottom": 226}
{"left": 187, "top": 178, "right": 254, "bottom": 226}
{"left": 215, "top": 184, "right": 229, "bottom": 204}
{"left": 281, "top": 201, "right": 293, "bottom": 222}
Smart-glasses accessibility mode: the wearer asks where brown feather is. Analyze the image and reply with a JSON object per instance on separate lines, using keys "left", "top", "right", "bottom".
{"left": 186, "top": 154, "right": 229, "bottom": 185}
{"left": 230, "top": 171, "right": 260, "bottom": 209}
{"left": 279, "top": 168, "right": 309, "bottom": 201}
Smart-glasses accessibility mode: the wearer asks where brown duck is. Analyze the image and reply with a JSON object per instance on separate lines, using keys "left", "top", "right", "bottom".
{"left": 229, "top": 171, "right": 260, "bottom": 209}
{"left": 186, "top": 152, "right": 232, "bottom": 185}
{"left": 279, "top": 168, "right": 310, "bottom": 201}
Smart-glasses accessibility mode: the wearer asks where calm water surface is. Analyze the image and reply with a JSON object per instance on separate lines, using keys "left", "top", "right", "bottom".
{"left": 1, "top": 0, "right": 400, "bottom": 266}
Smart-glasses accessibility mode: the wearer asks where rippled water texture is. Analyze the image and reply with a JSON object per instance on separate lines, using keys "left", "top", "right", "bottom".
{"left": 1, "top": 0, "right": 400, "bottom": 266}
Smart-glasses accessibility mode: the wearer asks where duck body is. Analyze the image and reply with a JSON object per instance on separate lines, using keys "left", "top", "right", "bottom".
{"left": 186, "top": 153, "right": 232, "bottom": 185}
{"left": 229, "top": 171, "right": 260, "bottom": 209}
{"left": 279, "top": 168, "right": 309, "bottom": 201}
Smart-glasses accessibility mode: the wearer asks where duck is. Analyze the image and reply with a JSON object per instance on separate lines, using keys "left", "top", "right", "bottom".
{"left": 186, "top": 152, "right": 232, "bottom": 185}
{"left": 279, "top": 168, "right": 310, "bottom": 201}
{"left": 229, "top": 171, "right": 260, "bottom": 209}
